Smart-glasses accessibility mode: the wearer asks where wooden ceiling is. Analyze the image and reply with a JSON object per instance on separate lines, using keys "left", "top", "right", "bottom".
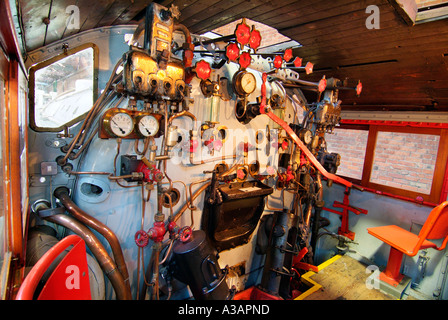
{"left": 17, "top": 0, "right": 448, "bottom": 111}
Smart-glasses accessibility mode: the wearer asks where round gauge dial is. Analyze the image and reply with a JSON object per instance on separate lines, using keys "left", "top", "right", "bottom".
{"left": 299, "top": 128, "right": 313, "bottom": 144}
{"left": 240, "top": 72, "right": 256, "bottom": 94}
{"left": 137, "top": 114, "right": 160, "bottom": 137}
{"left": 106, "top": 111, "right": 134, "bottom": 137}
{"left": 233, "top": 71, "right": 256, "bottom": 96}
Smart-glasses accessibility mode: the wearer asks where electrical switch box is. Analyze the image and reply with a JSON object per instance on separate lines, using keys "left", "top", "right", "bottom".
{"left": 40, "top": 162, "right": 58, "bottom": 176}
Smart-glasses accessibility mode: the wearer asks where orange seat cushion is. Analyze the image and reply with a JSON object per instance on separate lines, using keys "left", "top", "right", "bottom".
{"left": 367, "top": 225, "right": 437, "bottom": 256}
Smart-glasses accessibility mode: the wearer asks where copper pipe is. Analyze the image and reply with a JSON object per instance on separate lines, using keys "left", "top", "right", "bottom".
{"left": 173, "top": 23, "right": 193, "bottom": 68}
{"left": 62, "top": 58, "right": 123, "bottom": 164}
{"left": 173, "top": 182, "right": 211, "bottom": 223}
{"left": 38, "top": 212, "right": 130, "bottom": 300}
{"left": 53, "top": 187, "right": 132, "bottom": 298}
{"left": 167, "top": 110, "right": 197, "bottom": 126}
{"left": 151, "top": 245, "right": 161, "bottom": 300}
{"left": 172, "top": 155, "right": 241, "bottom": 225}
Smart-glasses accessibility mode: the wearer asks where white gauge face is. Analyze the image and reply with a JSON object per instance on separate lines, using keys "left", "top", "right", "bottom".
{"left": 109, "top": 112, "right": 134, "bottom": 137}
{"left": 138, "top": 115, "right": 159, "bottom": 137}
{"left": 303, "top": 129, "right": 313, "bottom": 144}
{"left": 241, "top": 72, "right": 256, "bottom": 94}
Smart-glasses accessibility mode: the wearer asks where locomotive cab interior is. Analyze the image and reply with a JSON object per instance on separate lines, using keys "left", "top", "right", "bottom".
{"left": 1, "top": 0, "right": 448, "bottom": 306}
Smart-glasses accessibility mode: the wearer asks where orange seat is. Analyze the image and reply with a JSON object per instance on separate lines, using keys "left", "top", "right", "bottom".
{"left": 16, "top": 235, "right": 91, "bottom": 300}
{"left": 367, "top": 201, "right": 448, "bottom": 287}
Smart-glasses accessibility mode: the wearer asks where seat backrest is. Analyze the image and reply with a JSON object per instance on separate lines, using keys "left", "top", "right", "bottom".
{"left": 16, "top": 234, "right": 91, "bottom": 300}
{"left": 419, "top": 201, "right": 448, "bottom": 244}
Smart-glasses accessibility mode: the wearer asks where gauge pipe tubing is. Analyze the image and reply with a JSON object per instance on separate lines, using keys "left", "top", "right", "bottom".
{"left": 60, "top": 58, "right": 124, "bottom": 165}
{"left": 167, "top": 110, "right": 198, "bottom": 165}
{"left": 37, "top": 209, "right": 131, "bottom": 300}
{"left": 53, "top": 187, "right": 132, "bottom": 298}
{"left": 173, "top": 156, "right": 242, "bottom": 224}
{"left": 173, "top": 24, "right": 194, "bottom": 68}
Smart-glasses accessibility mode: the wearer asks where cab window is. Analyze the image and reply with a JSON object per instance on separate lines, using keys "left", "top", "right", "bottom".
{"left": 29, "top": 45, "right": 98, "bottom": 131}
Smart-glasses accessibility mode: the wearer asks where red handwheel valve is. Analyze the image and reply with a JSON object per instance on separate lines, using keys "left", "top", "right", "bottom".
{"left": 179, "top": 226, "right": 192, "bottom": 243}
{"left": 135, "top": 230, "right": 150, "bottom": 247}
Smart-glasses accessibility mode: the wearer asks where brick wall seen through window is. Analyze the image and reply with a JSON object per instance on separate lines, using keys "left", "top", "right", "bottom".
{"left": 370, "top": 131, "right": 439, "bottom": 195}
{"left": 325, "top": 128, "right": 368, "bottom": 180}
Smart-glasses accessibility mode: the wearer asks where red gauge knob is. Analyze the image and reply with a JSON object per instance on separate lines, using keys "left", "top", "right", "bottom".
{"left": 250, "top": 28, "right": 262, "bottom": 51}
{"left": 196, "top": 60, "right": 211, "bottom": 80}
{"left": 283, "top": 48, "right": 293, "bottom": 62}
{"left": 305, "top": 61, "right": 314, "bottom": 75}
{"left": 239, "top": 51, "right": 251, "bottom": 69}
{"left": 226, "top": 43, "right": 240, "bottom": 62}
{"left": 293, "top": 57, "right": 302, "bottom": 68}
{"left": 235, "top": 21, "right": 251, "bottom": 46}
{"left": 356, "top": 81, "right": 363, "bottom": 96}
{"left": 318, "top": 76, "right": 327, "bottom": 93}
{"left": 273, "top": 55, "right": 283, "bottom": 69}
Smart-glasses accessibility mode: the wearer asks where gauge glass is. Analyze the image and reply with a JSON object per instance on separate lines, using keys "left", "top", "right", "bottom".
{"left": 109, "top": 112, "right": 134, "bottom": 137}
{"left": 303, "top": 129, "right": 312, "bottom": 144}
{"left": 138, "top": 115, "right": 159, "bottom": 137}
{"left": 241, "top": 72, "right": 256, "bottom": 94}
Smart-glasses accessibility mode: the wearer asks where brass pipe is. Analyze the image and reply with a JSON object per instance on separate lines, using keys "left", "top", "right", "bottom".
{"left": 173, "top": 182, "right": 210, "bottom": 224}
{"left": 62, "top": 58, "right": 123, "bottom": 164}
{"left": 39, "top": 212, "right": 130, "bottom": 300}
{"left": 167, "top": 110, "right": 197, "bottom": 126}
{"left": 151, "top": 244, "right": 161, "bottom": 300}
{"left": 53, "top": 187, "right": 132, "bottom": 298}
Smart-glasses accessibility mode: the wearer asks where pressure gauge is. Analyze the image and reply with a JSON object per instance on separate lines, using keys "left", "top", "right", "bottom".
{"left": 136, "top": 114, "right": 160, "bottom": 137}
{"left": 233, "top": 70, "right": 256, "bottom": 96}
{"left": 299, "top": 128, "right": 313, "bottom": 145}
{"left": 103, "top": 109, "right": 134, "bottom": 138}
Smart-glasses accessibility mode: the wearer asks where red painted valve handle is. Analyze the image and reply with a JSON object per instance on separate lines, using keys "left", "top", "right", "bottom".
{"left": 179, "top": 226, "right": 192, "bottom": 242}
{"left": 135, "top": 230, "right": 150, "bottom": 247}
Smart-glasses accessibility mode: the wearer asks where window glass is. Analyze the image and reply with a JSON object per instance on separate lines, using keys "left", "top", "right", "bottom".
{"left": 370, "top": 131, "right": 439, "bottom": 195}
{"left": 325, "top": 128, "right": 368, "bottom": 180}
{"left": 34, "top": 47, "right": 94, "bottom": 128}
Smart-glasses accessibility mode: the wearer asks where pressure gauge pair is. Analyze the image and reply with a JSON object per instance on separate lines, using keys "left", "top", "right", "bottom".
{"left": 102, "top": 109, "right": 160, "bottom": 138}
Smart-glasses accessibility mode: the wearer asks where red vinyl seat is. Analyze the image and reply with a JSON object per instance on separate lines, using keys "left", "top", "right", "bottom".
{"left": 16, "top": 235, "right": 91, "bottom": 300}
{"left": 367, "top": 201, "right": 448, "bottom": 287}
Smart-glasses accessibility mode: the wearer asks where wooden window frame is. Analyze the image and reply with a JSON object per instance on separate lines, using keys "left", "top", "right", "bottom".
{"left": 336, "top": 121, "right": 448, "bottom": 206}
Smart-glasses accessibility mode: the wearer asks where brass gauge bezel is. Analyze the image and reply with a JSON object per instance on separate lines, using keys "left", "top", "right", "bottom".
{"left": 102, "top": 108, "right": 135, "bottom": 138}
{"left": 136, "top": 114, "right": 160, "bottom": 137}
{"left": 232, "top": 70, "right": 256, "bottom": 97}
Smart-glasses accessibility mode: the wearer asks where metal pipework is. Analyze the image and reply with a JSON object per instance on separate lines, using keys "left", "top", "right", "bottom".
{"left": 53, "top": 187, "right": 132, "bottom": 298}
{"left": 36, "top": 209, "right": 131, "bottom": 300}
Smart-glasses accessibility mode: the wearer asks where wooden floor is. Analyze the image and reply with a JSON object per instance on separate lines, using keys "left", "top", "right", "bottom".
{"left": 302, "top": 255, "right": 396, "bottom": 300}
